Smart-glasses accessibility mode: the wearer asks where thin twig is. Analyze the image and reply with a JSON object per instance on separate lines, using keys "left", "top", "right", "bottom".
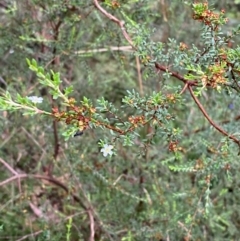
{"left": 0, "top": 157, "right": 22, "bottom": 192}
{"left": 21, "top": 127, "right": 47, "bottom": 155}
{"left": 74, "top": 45, "right": 133, "bottom": 55}
{"left": 16, "top": 230, "right": 43, "bottom": 241}
{"left": 180, "top": 83, "right": 188, "bottom": 95}
{"left": 0, "top": 157, "right": 19, "bottom": 175}
{"left": 87, "top": 208, "right": 95, "bottom": 241}
{"left": 0, "top": 174, "right": 27, "bottom": 187}
{"left": 93, "top": 0, "right": 135, "bottom": 48}
{"left": 136, "top": 56, "right": 143, "bottom": 96}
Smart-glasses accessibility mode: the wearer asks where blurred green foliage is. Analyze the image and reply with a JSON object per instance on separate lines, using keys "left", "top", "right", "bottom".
{"left": 1, "top": 0, "right": 240, "bottom": 241}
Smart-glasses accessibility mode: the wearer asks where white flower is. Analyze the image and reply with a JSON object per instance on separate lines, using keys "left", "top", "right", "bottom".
{"left": 27, "top": 96, "right": 43, "bottom": 104}
{"left": 101, "top": 144, "right": 114, "bottom": 157}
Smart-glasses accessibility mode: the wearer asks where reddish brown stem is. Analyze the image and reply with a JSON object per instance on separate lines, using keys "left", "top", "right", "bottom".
{"left": 188, "top": 85, "right": 240, "bottom": 146}
{"left": 93, "top": 1, "right": 240, "bottom": 149}
{"left": 93, "top": 0, "right": 135, "bottom": 49}
{"left": 155, "top": 62, "right": 199, "bottom": 86}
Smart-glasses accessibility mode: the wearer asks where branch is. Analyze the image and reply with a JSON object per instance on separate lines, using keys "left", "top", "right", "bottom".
{"left": 154, "top": 61, "right": 240, "bottom": 147}
{"left": 0, "top": 166, "right": 114, "bottom": 240}
{"left": 0, "top": 157, "right": 22, "bottom": 192}
{"left": 93, "top": 0, "right": 135, "bottom": 48}
{"left": 0, "top": 173, "right": 88, "bottom": 211}
{"left": 184, "top": 115, "right": 240, "bottom": 136}
{"left": 87, "top": 208, "right": 95, "bottom": 241}
{"left": 155, "top": 62, "right": 190, "bottom": 84}
{"left": 0, "top": 157, "right": 18, "bottom": 175}
{"left": 92, "top": 0, "right": 240, "bottom": 151}
{"left": 74, "top": 45, "right": 133, "bottom": 55}
{"left": 136, "top": 56, "right": 143, "bottom": 96}
{"left": 188, "top": 85, "right": 240, "bottom": 146}
{"left": 16, "top": 230, "right": 43, "bottom": 241}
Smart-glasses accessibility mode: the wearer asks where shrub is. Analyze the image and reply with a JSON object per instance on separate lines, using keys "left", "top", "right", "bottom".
{"left": 1, "top": 1, "right": 240, "bottom": 240}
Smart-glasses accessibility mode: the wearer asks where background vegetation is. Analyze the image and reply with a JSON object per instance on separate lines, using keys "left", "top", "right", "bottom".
{"left": 1, "top": 0, "right": 240, "bottom": 240}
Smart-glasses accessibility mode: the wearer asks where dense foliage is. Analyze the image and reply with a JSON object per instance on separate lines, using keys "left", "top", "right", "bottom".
{"left": 1, "top": 0, "right": 240, "bottom": 240}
